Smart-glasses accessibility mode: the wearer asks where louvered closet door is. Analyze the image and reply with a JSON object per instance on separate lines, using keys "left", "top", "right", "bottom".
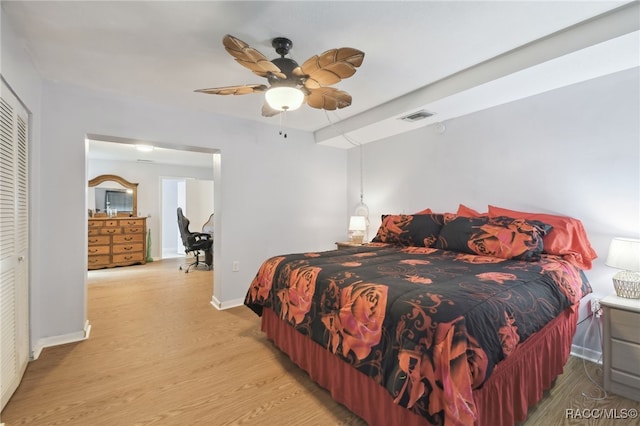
{"left": 0, "top": 80, "right": 29, "bottom": 410}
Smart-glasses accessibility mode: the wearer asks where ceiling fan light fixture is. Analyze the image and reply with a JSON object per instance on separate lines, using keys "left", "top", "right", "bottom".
{"left": 265, "top": 86, "right": 304, "bottom": 112}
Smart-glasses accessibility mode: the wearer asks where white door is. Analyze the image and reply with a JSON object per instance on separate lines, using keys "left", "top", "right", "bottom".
{"left": 0, "top": 80, "right": 30, "bottom": 410}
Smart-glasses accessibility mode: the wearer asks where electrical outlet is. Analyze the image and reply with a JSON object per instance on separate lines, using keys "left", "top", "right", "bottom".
{"left": 232, "top": 261, "right": 240, "bottom": 272}
{"left": 590, "top": 298, "right": 603, "bottom": 318}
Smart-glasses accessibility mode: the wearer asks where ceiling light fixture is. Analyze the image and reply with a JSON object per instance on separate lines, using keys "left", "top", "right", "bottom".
{"left": 265, "top": 86, "right": 305, "bottom": 112}
{"left": 135, "top": 144, "right": 154, "bottom": 152}
{"left": 195, "top": 34, "right": 364, "bottom": 118}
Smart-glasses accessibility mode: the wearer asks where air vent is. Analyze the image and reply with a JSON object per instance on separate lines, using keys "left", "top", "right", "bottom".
{"left": 136, "top": 159, "right": 154, "bottom": 163}
{"left": 399, "top": 110, "right": 435, "bottom": 122}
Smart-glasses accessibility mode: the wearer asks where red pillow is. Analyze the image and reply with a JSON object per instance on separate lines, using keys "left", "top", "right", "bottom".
{"left": 456, "top": 204, "right": 485, "bottom": 217}
{"left": 416, "top": 205, "right": 483, "bottom": 219}
{"left": 414, "top": 208, "right": 433, "bottom": 214}
{"left": 487, "top": 205, "right": 597, "bottom": 269}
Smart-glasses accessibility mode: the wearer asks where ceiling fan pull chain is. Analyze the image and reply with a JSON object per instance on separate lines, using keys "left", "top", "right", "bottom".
{"left": 278, "top": 110, "right": 288, "bottom": 138}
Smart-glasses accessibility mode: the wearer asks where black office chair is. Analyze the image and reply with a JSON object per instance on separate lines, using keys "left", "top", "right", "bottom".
{"left": 177, "top": 207, "right": 213, "bottom": 273}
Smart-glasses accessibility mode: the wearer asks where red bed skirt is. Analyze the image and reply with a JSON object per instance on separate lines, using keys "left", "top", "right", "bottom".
{"left": 261, "top": 306, "right": 578, "bottom": 426}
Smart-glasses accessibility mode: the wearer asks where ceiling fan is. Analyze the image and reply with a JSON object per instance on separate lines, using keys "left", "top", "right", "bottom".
{"left": 195, "top": 35, "right": 365, "bottom": 117}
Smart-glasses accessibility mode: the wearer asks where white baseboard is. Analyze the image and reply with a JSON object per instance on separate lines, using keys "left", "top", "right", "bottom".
{"left": 570, "top": 344, "right": 602, "bottom": 364}
{"left": 210, "top": 296, "right": 244, "bottom": 310}
{"left": 31, "top": 320, "right": 92, "bottom": 360}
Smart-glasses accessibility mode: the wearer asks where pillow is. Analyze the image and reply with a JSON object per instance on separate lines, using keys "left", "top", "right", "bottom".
{"left": 487, "top": 205, "right": 597, "bottom": 269}
{"left": 414, "top": 208, "right": 433, "bottom": 214}
{"left": 371, "top": 214, "right": 444, "bottom": 247}
{"left": 456, "top": 204, "right": 486, "bottom": 217}
{"left": 436, "top": 216, "right": 552, "bottom": 261}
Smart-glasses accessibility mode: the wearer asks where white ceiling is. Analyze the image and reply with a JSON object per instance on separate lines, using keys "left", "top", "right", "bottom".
{"left": 2, "top": 1, "right": 639, "bottom": 157}
{"left": 86, "top": 137, "right": 216, "bottom": 168}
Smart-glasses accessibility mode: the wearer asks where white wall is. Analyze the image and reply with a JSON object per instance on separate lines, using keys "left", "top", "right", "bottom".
{"left": 2, "top": 11, "right": 347, "bottom": 353}
{"left": 348, "top": 68, "right": 640, "bottom": 356}
{"left": 37, "top": 79, "right": 346, "bottom": 342}
{"left": 185, "top": 179, "right": 214, "bottom": 233}
{"left": 1, "top": 9, "right": 47, "bottom": 356}
{"left": 161, "top": 178, "right": 182, "bottom": 255}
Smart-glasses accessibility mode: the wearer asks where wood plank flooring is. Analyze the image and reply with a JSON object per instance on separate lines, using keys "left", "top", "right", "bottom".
{"left": 2, "top": 258, "right": 639, "bottom": 425}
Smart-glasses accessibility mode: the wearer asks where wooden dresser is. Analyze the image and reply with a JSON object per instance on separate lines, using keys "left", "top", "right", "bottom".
{"left": 88, "top": 217, "right": 147, "bottom": 270}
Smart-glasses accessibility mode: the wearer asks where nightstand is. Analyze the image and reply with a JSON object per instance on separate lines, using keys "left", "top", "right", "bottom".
{"left": 335, "top": 241, "right": 363, "bottom": 250}
{"left": 601, "top": 294, "right": 640, "bottom": 401}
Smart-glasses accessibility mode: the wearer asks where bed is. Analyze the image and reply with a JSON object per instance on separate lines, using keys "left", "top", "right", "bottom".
{"left": 244, "top": 207, "right": 596, "bottom": 425}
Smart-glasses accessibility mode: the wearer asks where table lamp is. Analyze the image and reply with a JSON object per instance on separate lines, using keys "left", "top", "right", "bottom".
{"left": 605, "top": 237, "right": 640, "bottom": 299}
{"left": 349, "top": 216, "right": 367, "bottom": 244}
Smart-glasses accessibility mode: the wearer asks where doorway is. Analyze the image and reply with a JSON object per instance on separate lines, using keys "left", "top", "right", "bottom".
{"left": 161, "top": 177, "right": 214, "bottom": 259}
{"left": 86, "top": 134, "right": 217, "bottom": 264}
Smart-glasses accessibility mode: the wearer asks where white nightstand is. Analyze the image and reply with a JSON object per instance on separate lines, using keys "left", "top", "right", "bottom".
{"left": 335, "top": 241, "right": 363, "bottom": 250}
{"left": 600, "top": 294, "right": 640, "bottom": 401}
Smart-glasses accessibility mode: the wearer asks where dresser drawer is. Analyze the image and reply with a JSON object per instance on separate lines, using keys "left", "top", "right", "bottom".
{"left": 610, "top": 309, "right": 640, "bottom": 344}
{"left": 611, "top": 339, "right": 640, "bottom": 376}
{"left": 88, "top": 255, "right": 110, "bottom": 268}
{"left": 88, "top": 220, "right": 103, "bottom": 229}
{"left": 611, "top": 368, "right": 640, "bottom": 391}
{"left": 88, "top": 228, "right": 101, "bottom": 236}
{"left": 100, "top": 227, "right": 122, "bottom": 235}
{"left": 112, "top": 243, "right": 143, "bottom": 254}
{"left": 122, "top": 226, "right": 144, "bottom": 234}
{"left": 87, "top": 245, "right": 110, "bottom": 255}
{"left": 113, "top": 234, "right": 143, "bottom": 244}
{"left": 119, "top": 219, "right": 144, "bottom": 227}
{"left": 88, "top": 235, "right": 110, "bottom": 246}
{"left": 113, "top": 253, "right": 144, "bottom": 263}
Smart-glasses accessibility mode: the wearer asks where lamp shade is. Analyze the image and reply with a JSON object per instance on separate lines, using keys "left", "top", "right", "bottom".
{"left": 349, "top": 216, "right": 367, "bottom": 232}
{"left": 605, "top": 237, "right": 640, "bottom": 271}
{"left": 265, "top": 86, "right": 304, "bottom": 111}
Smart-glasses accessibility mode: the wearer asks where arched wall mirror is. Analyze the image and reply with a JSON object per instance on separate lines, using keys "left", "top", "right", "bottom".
{"left": 88, "top": 174, "right": 138, "bottom": 217}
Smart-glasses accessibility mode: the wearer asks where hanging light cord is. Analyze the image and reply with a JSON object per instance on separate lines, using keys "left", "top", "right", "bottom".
{"left": 323, "top": 110, "right": 370, "bottom": 241}
{"left": 279, "top": 109, "right": 288, "bottom": 138}
{"left": 323, "top": 110, "right": 366, "bottom": 204}
{"left": 359, "top": 143, "right": 364, "bottom": 205}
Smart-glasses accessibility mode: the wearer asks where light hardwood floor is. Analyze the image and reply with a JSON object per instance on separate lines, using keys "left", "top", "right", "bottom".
{"left": 2, "top": 258, "right": 639, "bottom": 425}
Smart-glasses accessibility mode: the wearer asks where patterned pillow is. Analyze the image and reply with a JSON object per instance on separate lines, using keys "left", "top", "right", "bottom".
{"left": 436, "top": 216, "right": 552, "bottom": 261}
{"left": 372, "top": 214, "right": 444, "bottom": 247}
{"left": 488, "top": 205, "right": 597, "bottom": 269}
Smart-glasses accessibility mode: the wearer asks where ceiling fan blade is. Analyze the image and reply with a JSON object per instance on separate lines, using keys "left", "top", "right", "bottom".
{"left": 222, "top": 35, "right": 286, "bottom": 79}
{"left": 305, "top": 87, "right": 352, "bottom": 110}
{"left": 300, "top": 48, "right": 365, "bottom": 88}
{"left": 195, "top": 84, "right": 268, "bottom": 95}
{"left": 261, "top": 102, "right": 281, "bottom": 117}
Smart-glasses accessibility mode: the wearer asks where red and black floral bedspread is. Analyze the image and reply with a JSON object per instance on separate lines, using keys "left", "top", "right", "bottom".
{"left": 244, "top": 245, "right": 591, "bottom": 425}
